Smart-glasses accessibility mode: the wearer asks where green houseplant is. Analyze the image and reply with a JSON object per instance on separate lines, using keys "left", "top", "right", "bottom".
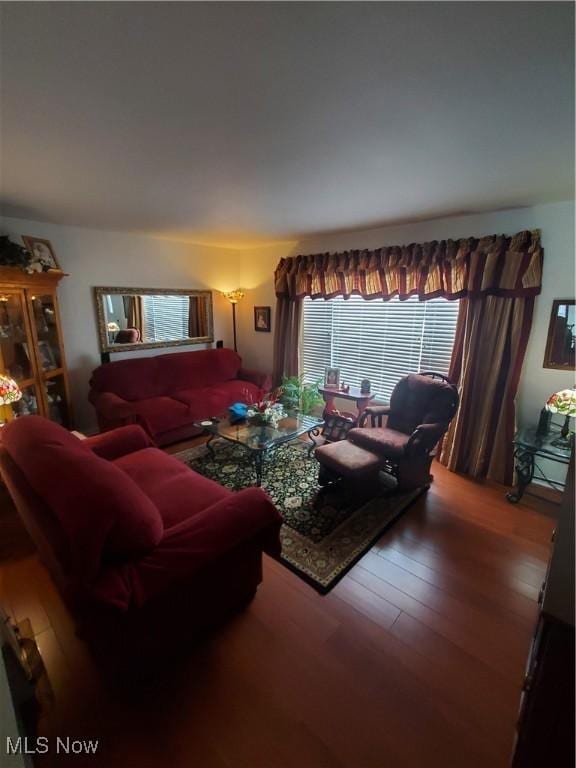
{"left": 280, "top": 374, "right": 323, "bottom": 416}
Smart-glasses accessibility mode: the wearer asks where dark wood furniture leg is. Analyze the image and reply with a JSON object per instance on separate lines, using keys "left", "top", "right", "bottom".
{"left": 507, "top": 447, "right": 535, "bottom": 503}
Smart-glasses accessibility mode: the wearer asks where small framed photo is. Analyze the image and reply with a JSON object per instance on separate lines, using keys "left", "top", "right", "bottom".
{"left": 38, "top": 340, "right": 57, "bottom": 370}
{"left": 254, "top": 306, "right": 271, "bottom": 333}
{"left": 21, "top": 236, "right": 62, "bottom": 272}
{"left": 324, "top": 367, "right": 340, "bottom": 388}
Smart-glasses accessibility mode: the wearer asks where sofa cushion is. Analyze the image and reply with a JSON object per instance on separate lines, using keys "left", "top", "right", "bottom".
{"left": 172, "top": 380, "right": 262, "bottom": 414}
{"left": 90, "top": 356, "right": 164, "bottom": 401}
{"left": 1, "top": 417, "right": 164, "bottom": 584}
{"left": 133, "top": 396, "right": 195, "bottom": 436}
{"left": 348, "top": 426, "right": 410, "bottom": 458}
{"left": 114, "top": 448, "right": 230, "bottom": 529}
{"left": 155, "top": 348, "right": 242, "bottom": 392}
{"left": 89, "top": 349, "right": 243, "bottom": 402}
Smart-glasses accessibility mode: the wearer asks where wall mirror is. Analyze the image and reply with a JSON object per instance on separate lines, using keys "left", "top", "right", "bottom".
{"left": 94, "top": 287, "right": 213, "bottom": 354}
{"left": 543, "top": 299, "right": 575, "bottom": 370}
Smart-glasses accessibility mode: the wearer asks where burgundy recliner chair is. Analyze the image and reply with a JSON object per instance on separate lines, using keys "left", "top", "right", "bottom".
{"left": 114, "top": 327, "right": 140, "bottom": 343}
{"left": 0, "top": 416, "right": 282, "bottom": 662}
{"left": 316, "top": 372, "right": 459, "bottom": 492}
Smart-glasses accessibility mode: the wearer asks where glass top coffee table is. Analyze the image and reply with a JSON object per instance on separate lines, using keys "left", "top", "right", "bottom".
{"left": 194, "top": 413, "right": 324, "bottom": 486}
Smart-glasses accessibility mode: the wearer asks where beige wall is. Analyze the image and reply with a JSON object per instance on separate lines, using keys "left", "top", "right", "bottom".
{"left": 0, "top": 216, "right": 242, "bottom": 430}
{"left": 236, "top": 200, "right": 575, "bottom": 428}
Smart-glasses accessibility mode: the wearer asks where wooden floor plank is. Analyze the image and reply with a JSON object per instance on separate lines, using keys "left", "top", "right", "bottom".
{"left": 377, "top": 539, "right": 539, "bottom": 623}
{"left": 358, "top": 549, "right": 532, "bottom": 648}
{"left": 348, "top": 559, "right": 526, "bottom": 683}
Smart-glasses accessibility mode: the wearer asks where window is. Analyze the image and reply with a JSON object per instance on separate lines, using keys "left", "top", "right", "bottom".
{"left": 142, "top": 295, "right": 189, "bottom": 342}
{"left": 301, "top": 295, "right": 459, "bottom": 400}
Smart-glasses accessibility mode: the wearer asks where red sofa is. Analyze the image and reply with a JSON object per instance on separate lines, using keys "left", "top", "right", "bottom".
{"left": 0, "top": 416, "right": 281, "bottom": 659}
{"left": 89, "top": 348, "right": 271, "bottom": 446}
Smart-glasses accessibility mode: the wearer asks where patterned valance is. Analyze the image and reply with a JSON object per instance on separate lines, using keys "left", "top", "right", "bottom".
{"left": 274, "top": 230, "right": 543, "bottom": 300}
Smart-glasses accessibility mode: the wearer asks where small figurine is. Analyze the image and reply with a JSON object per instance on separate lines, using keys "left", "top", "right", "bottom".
{"left": 360, "top": 378, "right": 371, "bottom": 394}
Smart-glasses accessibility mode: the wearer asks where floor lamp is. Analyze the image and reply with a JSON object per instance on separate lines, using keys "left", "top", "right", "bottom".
{"left": 222, "top": 290, "right": 245, "bottom": 353}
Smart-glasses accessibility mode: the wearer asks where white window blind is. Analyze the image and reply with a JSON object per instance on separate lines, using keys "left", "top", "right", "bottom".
{"left": 301, "top": 295, "right": 459, "bottom": 401}
{"left": 142, "top": 295, "right": 189, "bottom": 342}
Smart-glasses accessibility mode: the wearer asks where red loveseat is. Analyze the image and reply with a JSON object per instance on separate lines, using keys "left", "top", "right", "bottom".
{"left": 89, "top": 348, "right": 271, "bottom": 446}
{"left": 0, "top": 416, "right": 282, "bottom": 659}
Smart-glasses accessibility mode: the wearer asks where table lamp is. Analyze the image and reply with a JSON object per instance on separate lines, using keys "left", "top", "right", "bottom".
{"left": 222, "top": 290, "right": 244, "bottom": 353}
{"left": 545, "top": 388, "right": 576, "bottom": 448}
{"left": 0, "top": 374, "right": 22, "bottom": 424}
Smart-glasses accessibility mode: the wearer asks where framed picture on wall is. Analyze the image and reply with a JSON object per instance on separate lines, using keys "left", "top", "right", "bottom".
{"left": 254, "top": 306, "right": 271, "bottom": 332}
{"left": 21, "top": 236, "right": 62, "bottom": 272}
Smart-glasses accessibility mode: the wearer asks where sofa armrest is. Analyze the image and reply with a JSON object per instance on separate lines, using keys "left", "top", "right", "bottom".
{"left": 91, "top": 488, "right": 282, "bottom": 611}
{"left": 406, "top": 422, "right": 447, "bottom": 456}
{"left": 238, "top": 367, "right": 272, "bottom": 392}
{"left": 84, "top": 425, "right": 156, "bottom": 461}
{"left": 90, "top": 391, "right": 137, "bottom": 422}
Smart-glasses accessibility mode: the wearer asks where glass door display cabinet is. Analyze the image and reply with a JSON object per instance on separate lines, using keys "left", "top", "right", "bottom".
{"left": 0, "top": 267, "right": 71, "bottom": 427}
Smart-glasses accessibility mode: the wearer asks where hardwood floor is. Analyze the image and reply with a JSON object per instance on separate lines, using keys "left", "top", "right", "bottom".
{"left": 0, "top": 465, "right": 557, "bottom": 768}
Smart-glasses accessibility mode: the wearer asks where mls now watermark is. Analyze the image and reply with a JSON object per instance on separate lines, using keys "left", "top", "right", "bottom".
{"left": 6, "top": 737, "right": 99, "bottom": 755}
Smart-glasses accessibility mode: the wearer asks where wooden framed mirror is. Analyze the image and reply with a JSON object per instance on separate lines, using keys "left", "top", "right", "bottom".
{"left": 94, "top": 287, "right": 214, "bottom": 355}
{"left": 543, "top": 299, "right": 575, "bottom": 370}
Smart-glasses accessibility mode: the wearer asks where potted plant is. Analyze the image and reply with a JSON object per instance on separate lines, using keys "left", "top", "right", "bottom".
{"left": 0, "top": 235, "right": 32, "bottom": 271}
{"left": 280, "top": 375, "right": 323, "bottom": 416}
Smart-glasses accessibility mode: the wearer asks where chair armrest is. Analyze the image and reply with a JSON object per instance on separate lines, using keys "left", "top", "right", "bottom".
{"left": 91, "top": 488, "right": 282, "bottom": 610}
{"left": 84, "top": 426, "right": 156, "bottom": 461}
{"left": 406, "top": 423, "right": 447, "bottom": 455}
{"left": 359, "top": 405, "right": 391, "bottom": 428}
{"left": 238, "top": 367, "right": 272, "bottom": 392}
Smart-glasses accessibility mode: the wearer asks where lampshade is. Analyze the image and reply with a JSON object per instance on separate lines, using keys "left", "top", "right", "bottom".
{"left": 107, "top": 321, "right": 120, "bottom": 332}
{"left": 222, "top": 289, "right": 245, "bottom": 304}
{"left": 0, "top": 374, "right": 22, "bottom": 406}
{"left": 545, "top": 388, "right": 576, "bottom": 416}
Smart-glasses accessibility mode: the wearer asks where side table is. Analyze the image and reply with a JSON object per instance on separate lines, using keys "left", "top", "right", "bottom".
{"left": 506, "top": 426, "right": 572, "bottom": 503}
{"left": 318, "top": 385, "right": 375, "bottom": 425}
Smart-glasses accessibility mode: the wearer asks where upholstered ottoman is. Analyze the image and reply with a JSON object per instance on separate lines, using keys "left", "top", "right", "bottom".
{"left": 315, "top": 439, "right": 384, "bottom": 498}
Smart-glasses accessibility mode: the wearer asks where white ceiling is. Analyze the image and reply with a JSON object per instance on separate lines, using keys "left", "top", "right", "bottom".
{"left": 0, "top": 2, "right": 573, "bottom": 246}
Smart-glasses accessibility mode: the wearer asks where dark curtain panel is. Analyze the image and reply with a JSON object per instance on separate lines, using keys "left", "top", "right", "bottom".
{"left": 438, "top": 295, "right": 535, "bottom": 484}
{"left": 188, "top": 296, "right": 207, "bottom": 338}
{"left": 272, "top": 297, "right": 302, "bottom": 385}
{"left": 122, "top": 295, "right": 144, "bottom": 335}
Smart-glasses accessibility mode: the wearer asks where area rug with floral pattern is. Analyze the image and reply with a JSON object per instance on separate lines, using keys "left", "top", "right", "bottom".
{"left": 174, "top": 440, "right": 423, "bottom": 593}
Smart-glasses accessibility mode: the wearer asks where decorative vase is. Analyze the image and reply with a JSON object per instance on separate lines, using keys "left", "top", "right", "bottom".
{"left": 536, "top": 407, "right": 551, "bottom": 437}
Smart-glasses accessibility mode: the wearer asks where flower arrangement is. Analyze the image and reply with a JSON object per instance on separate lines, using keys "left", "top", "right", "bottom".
{"left": 246, "top": 388, "right": 286, "bottom": 427}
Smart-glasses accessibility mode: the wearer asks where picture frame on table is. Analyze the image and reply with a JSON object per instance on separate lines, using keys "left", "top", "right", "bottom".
{"left": 324, "top": 367, "right": 340, "bottom": 388}
{"left": 254, "top": 306, "right": 271, "bottom": 332}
